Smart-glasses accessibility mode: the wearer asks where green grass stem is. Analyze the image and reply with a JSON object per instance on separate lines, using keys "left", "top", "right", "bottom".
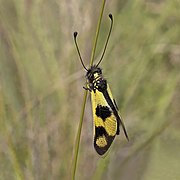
{"left": 71, "top": 0, "right": 107, "bottom": 179}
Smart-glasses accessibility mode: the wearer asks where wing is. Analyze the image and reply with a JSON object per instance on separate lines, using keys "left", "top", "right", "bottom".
{"left": 91, "top": 85, "right": 119, "bottom": 155}
{"left": 103, "top": 85, "right": 129, "bottom": 141}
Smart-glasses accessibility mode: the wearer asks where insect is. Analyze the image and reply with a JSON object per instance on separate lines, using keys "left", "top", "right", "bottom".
{"left": 73, "top": 14, "right": 129, "bottom": 155}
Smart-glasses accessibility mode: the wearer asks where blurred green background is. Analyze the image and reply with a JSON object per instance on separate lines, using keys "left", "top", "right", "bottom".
{"left": 0, "top": 0, "right": 180, "bottom": 179}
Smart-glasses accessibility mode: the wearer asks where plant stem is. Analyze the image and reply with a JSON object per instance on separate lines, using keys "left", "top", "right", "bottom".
{"left": 90, "top": 0, "right": 106, "bottom": 66}
{"left": 72, "top": 0, "right": 106, "bottom": 179}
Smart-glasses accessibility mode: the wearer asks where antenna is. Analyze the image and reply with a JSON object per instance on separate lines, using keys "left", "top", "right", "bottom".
{"left": 73, "top": 32, "right": 88, "bottom": 71}
{"left": 96, "top": 14, "right": 113, "bottom": 67}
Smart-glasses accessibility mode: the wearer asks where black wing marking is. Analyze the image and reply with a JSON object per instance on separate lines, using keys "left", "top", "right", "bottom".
{"left": 94, "top": 126, "right": 115, "bottom": 155}
{"left": 113, "top": 99, "right": 119, "bottom": 111}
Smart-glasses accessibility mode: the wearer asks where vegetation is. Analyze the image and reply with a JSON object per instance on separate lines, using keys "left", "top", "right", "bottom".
{"left": 0, "top": 0, "right": 179, "bottom": 179}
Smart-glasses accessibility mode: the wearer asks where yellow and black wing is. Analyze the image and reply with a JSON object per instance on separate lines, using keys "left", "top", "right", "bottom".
{"left": 91, "top": 85, "right": 120, "bottom": 155}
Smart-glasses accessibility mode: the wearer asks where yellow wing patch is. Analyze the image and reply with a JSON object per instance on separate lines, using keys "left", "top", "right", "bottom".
{"left": 96, "top": 135, "right": 107, "bottom": 147}
{"left": 104, "top": 116, "right": 117, "bottom": 136}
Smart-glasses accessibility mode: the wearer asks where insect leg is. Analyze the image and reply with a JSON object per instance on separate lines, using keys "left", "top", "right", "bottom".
{"left": 83, "top": 86, "right": 92, "bottom": 92}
